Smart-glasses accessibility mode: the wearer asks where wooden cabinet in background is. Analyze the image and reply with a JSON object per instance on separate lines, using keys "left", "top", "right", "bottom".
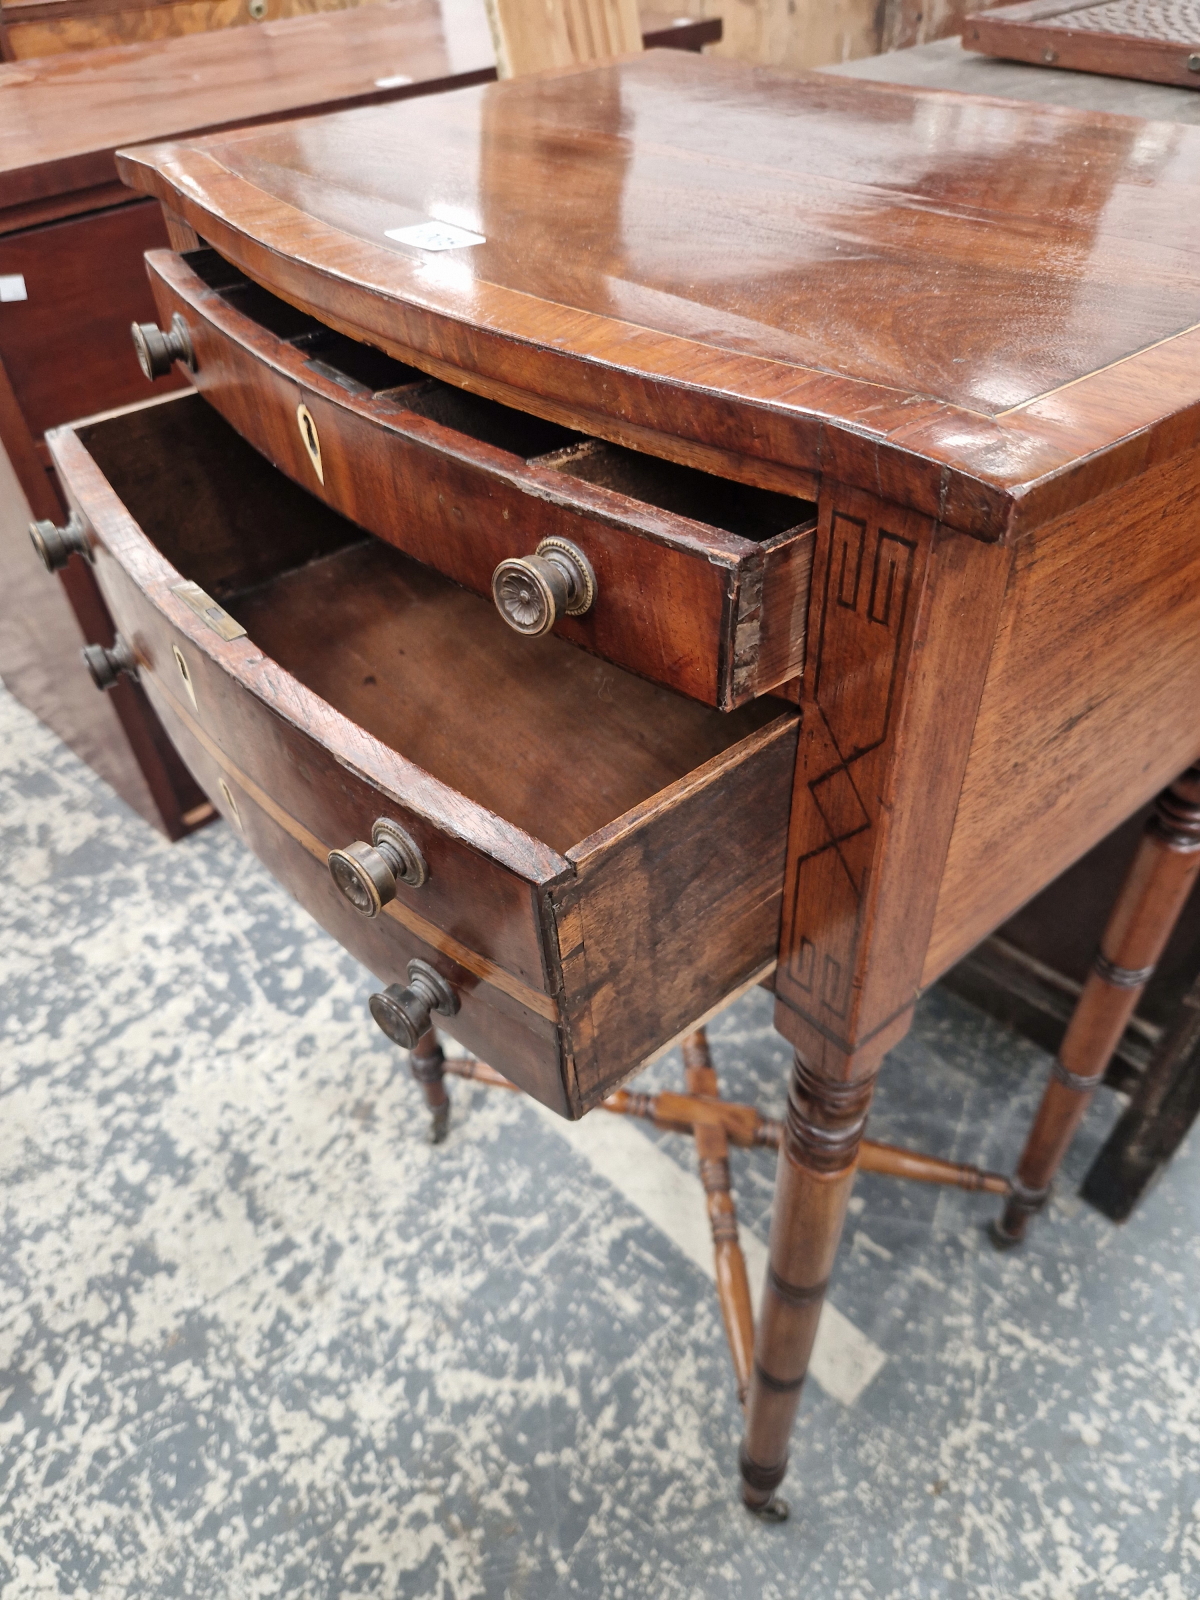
{"left": 0, "top": 0, "right": 720, "bottom": 837}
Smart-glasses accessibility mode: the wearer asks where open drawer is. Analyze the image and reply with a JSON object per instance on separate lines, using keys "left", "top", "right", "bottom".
{"left": 46, "top": 392, "right": 799, "bottom": 1117}
{"left": 139, "top": 248, "right": 816, "bottom": 712}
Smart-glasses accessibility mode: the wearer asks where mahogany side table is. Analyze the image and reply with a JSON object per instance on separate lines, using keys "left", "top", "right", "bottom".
{"left": 34, "top": 50, "right": 1200, "bottom": 1512}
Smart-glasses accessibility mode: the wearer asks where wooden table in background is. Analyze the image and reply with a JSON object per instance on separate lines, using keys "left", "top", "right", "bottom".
{"left": 0, "top": 1, "right": 720, "bottom": 836}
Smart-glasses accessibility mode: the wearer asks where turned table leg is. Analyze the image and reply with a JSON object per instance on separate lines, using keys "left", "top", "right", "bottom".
{"left": 681, "top": 1029, "right": 755, "bottom": 1404}
{"left": 1081, "top": 966, "right": 1200, "bottom": 1221}
{"left": 993, "top": 764, "right": 1200, "bottom": 1246}
{"left": 739, "top": 1052, "right": 876, "bottom": 1520}
{"left": 409, "top": 1026, "right": 451, "bottom": 1144}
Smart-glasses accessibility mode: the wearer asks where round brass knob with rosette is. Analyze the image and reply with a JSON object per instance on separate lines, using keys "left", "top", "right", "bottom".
{"left": 327, "top": 818, "right": 427, "bottom": 917}
{"left": 491, "top": 537, "right": 595, "bottom": 638}
{"left": 82, "top": 635, "right": 139, "bottom": 691}
{"left": 370, "top": 960, "right": 460, "bottom": 1051}
{"left": 130, "top": 313, "right": 195, "bottom": 381}
{"left": 29, "top": 511, "right": 90, "bottom": 572}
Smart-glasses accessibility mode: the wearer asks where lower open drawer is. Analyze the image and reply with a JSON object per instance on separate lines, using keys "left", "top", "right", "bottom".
{"left": 45, "top": 393, "right": 798, "bottom": 1116}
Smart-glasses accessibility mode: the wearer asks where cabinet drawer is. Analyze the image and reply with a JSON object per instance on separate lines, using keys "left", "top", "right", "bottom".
{"left": 47, "top": 392, "right": 799, "bottom": 1117}
{"left": 141, "top": 248, "right": 815, "bottom": 711}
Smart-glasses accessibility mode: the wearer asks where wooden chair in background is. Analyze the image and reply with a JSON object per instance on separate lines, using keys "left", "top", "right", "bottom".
{"left": 484, "top": 0, "right": 640, "bottom": 77}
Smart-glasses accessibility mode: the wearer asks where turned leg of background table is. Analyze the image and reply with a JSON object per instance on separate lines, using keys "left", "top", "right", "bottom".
{"left": 409, "top": 1027, "right": 451, "bottom": 1144}
{"left": 994, "top": 764, "right": 1200, "bottom": 1246}
{"left": 739, "top": 1051, "right": 876, "bottom": 1519}
{"left": 1081, "top": 966, "right": 1200, "bottom": 1221}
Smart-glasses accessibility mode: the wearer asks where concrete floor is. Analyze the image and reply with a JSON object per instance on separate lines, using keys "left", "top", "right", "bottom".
{"left": 2, "top": 679, "right": 1198, "bottom": 1599}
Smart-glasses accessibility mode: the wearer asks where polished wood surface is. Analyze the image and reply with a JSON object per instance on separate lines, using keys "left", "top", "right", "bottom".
{"left": 0, "top": 5, "right": 718, "bottom": 230}
{"left": 0, "top": 0, "right": 717, "bottom": 840}
{"left": 829, "top": 41, "right": 1200, "bottom": 1215}
{"left": 119, "top": 50, "right": 1200, "bottom": 541}
{"left": 925, "top": 443, "right": 1200, "bottom": 986}
{"left": 143, "top": 246, "right": 814, "bottom": 708}
{"left": 965, "top": 0, "right": 1200, "bottom": 89}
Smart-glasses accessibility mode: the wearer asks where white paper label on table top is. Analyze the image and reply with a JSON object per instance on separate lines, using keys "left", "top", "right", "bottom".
{"left": 0, "top": 275, "right": 28, "bottom": 303}
{"left": 385, "top": 221, "right": 486, "bottom": 252}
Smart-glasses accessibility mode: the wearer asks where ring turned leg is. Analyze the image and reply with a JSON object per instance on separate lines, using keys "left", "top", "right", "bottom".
{"left": 993, "top": 764, "right": 1200, "bottom": 1246}
{"left": 409, "top": 1027, "right": 451, "bottom": 1144}
{"left": 739, "top": 1052, "right": 876, "bottom": 1520}
{"left": 681, "top": 1029, "right": 755, "bottom": 1405}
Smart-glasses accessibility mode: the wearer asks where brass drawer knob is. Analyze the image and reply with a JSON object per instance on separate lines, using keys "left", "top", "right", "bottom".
{"left": 29, "top": 511, "right": 90, "bottom": 572}
{"left": 327, "top": 817, "right": 427, "bottom": 916}
{"left": 131, "top": 313, "right": 195, "bottom": 381}
{"left": 370, "top": 959, "right": 460, "bottom": 1051}
{"left": 492, "top": 537, "right": 595, "bottom": 637}
{"left": 82, "top": 635, "right": 138, "bottom": 691}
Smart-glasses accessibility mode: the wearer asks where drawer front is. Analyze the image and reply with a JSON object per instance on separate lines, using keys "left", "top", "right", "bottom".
{"left": 144, "top": 248, "right": 815, "bottom": 711}
{"left": 126, "top": 625, "right": 570, "bottom": 1109}
{"left": 93, "top": 551, "right": 577, "bottom": 1112}
{"left": 46, "top": 395, "right": 798, "bottom": 1118}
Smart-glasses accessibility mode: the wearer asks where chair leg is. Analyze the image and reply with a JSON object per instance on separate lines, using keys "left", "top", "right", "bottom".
{"left": 993, "top": 764, "right": 1200, "bottom": 1246}
{"left": 681, "top": 1029, "right": 755, "bottom": 1406}
{"left": 409, "top": 1026, "right": 451, "bottom": 1144}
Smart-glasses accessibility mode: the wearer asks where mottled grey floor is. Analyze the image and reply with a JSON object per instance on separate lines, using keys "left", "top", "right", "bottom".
{"left": 2, "top": 680, "right": 1198, "bottom": 1600}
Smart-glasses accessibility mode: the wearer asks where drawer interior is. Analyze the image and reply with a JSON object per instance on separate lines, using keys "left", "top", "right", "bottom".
{"left": 78, "top": 395, "right": 787, "bottom": 855}
{"left": 182, "top": 248, "right": 816, "bottom": 545}
{"left": 535, "top": 440, "right": 804, "bottom": 543}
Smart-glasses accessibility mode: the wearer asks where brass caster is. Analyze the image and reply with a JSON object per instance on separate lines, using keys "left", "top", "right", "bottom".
{"left": 987, "top": 1217, "right": 1025, "bottom": 1252}
{"left": 746, "top": 1495, "right": 790, "bottom": 1523}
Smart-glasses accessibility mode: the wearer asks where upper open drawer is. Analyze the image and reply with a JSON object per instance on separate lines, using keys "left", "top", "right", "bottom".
{"left": 138, "top": 248, "right": 815, "bottom": 711}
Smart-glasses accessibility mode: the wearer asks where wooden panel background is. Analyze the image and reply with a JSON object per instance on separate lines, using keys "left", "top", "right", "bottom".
{"left": 680, "top": 0, "right": 1011, "bottom": 71}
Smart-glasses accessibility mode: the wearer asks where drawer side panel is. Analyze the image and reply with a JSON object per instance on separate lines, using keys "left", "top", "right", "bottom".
{"left": 554, "top": 713, "right": 798, "bottom": 1109}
